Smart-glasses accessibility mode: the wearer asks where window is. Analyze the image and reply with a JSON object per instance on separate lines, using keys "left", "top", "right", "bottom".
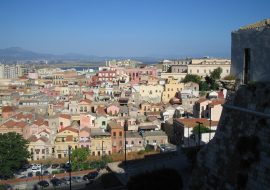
{"left": 119, "top": 132, "right": 122, "bottom": 136}
{"left": 113, "top": 132, "right": 116, "bottom": 137}
{"left": 197, "top": 69, "right": 199, "bottom": 73}
{"left": 132, "top": 141, "right": 134, "bottom": 145}
{"left": 102, "top": 121, "right": 106, "bottom": 126}
{"left": 244, "top": 48, "right": 251, "bottom": 84}
{"left": 139, "top": 141, "right": 141, "bottom": 144}
{"left": 119, "top": 140, "right": 122, "bottom": 146}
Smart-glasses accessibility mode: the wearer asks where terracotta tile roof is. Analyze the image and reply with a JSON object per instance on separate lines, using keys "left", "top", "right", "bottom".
{"left": 96, "top": 106, "right": 106, "bottom": 116}
{"left": 79, "top": 99, "right": 92, "bottom": 104}
{"left": 39, "top": 136, "right": 49, "bottom": 142}
{"left": 108, "top": 121, "right": 122, "bottom": 129}
{"left": 1, "top": 120, "right": 27, "bottom": 128}
{"left": 28, "top": 135, "right": 49, "bottom": 143}
{"left": 174, "top": 118, "right": 219, "bottom": 128}
{"left": 80, "top": 127, "right": 91, "bottom": 133}
{"left": 58, "top": 126, "right": 78, "bottom": 133}
{"left": 2, "top": 106, "right": 16, "bottom": 112}
{"left": 209, "top": 99, "right": 225, "bottom": 106}
{"left": 59, "top": 114, "right": 71, "bottom": 120}
{"left": 28, "top": 135, "right": 38, "bottom": 142}
{"left": 39, "top": 129, "right": 50, "bottom": 135}
{"left": 83, "top": 91, "right": 94, "bottom": 95}
{"left": 196, "top": 98, "right": 208, "bottom": 104}
{"left": 14, "top": 113, "right": 33, "bottom": 120}
{"left": 33, "top": 118, "right": 45, "bottom": 126}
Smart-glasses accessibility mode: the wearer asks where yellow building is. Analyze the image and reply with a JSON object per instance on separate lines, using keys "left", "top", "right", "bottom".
{"left": 187, "top": 58, "right": 231, "bottom": 78}
{"left": 90, "top": 129, "right": 112, "bottom": 156}
{"left": 139, "top": 84, "right": 164, "bottom": 103}
{"left": 28, "top": 135, "right": 53, "bottom": 161}
{"left": 162, "top": 77, "right": 184, "bottom": 103}
{"left": 54, "top": 127, "right": 79, "bottom": 159}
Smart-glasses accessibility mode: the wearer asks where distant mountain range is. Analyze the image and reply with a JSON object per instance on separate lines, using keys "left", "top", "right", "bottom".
{"left": 0, "top": 47, "right": 160, "bottom": 63}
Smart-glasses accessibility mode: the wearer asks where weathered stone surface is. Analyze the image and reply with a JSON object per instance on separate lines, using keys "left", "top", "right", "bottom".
{"left": 188, "top": 84, "right": 270, "bottom": 190}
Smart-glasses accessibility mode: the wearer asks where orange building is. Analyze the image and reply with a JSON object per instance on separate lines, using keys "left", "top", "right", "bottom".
{"left": 108, "top": 121, "right": 124, "bottom": 153}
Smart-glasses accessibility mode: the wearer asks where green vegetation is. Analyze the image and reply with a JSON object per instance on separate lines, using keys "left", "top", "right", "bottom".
{"left": 182, "top": 74, "right": 201, "bottom": 84}
{"left": 0, "top": 132, "right": 30, "bottom": 178}
{"left": 223, "top": 74, "right": 236, "bottom": 80}
{"left": 210, "top": 67, "right": 222, "bottom": 80}
{"left": 127, "top": 168, "right": 183, "bottom": 190}
{"left": 192, "top": 125, "right": 214, "bottom": 134}
{"left": 199, "top": 81, "right": 210, "bottom": 91}
{"left": 71, "top": 148, "right": 89, "bottom": 171}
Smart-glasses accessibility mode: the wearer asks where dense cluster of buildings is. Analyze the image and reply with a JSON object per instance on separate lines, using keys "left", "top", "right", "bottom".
{"left": 0, "top": 57, "right": 230, "bottom": 161}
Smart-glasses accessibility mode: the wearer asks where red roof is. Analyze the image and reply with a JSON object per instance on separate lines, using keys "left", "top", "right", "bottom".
{"left": 60, "top": 114, "right": 71, "bottom": 120}
{"left": 79, "top": 99, "right": 92, "bottom": 104}
{"left": 58, "top": 126, "right": 78, "bottom": 133}
{"left": 174, "top": 118, "right": 219, "bottom": 128}
{"left": 1, "top": 120, "right": 27, "bottom": 128}
{"left": 14, "top": 113, "right": 33, "bottom": 120}
{"left": 196, "top": 98, "right": 208, "bottom": 104}
{"left": 96, "top": 106, "right": 106, "bottom": 116}
{"left": 209, "top": 99, "right": 225, "bottom": 106}
{"left": 33, "top": 118, "right": 45, "bottom": 126}
{"left": 2, "top": 106, "right": 16, "bottom": 113}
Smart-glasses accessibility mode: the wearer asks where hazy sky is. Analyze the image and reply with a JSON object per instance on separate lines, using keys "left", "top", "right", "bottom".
{"left": 0, "top": 0, "right": 269, "bottom": 58}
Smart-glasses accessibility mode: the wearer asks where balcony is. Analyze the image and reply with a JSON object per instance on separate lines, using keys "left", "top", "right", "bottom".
{"left": 96, "top": 146, "right": 107, "bottom": 150}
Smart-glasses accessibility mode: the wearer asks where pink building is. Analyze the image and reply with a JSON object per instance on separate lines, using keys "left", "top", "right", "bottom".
{"left": 80, "top": 114, "right": 96, "bottom": 128}
{"left": 98, "top": 70, "right": 116, "bottom": 82}
{"left": 2, "top": 106, "right": 16, "bottom": 119}
{"left": 79, "top": 127, "right": 91, "bottom": 149}
{"left": 23, "top": 118, "right": 49, "bottom": 139}
{"left": 106, "top": 104, "right": 120, "bottom": 116}
{"left": 125, "top": 67, "right": 157, "bottom": 84}
{"left": 59, "top": 114, "right": 72, "bottom": 130}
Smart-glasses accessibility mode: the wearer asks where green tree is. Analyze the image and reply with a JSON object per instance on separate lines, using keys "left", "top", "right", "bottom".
{"left": 0, "top": 132, "right": 30, "bottom": 178}
{"left": 71, "top": 148, "right": 89, "bottom": 171}
{"left": 223, "top": 74, "right": 236, "bottom": 80}
{"left": 192, "top": 125, "right": 212, "bottom": 134}
{"left": 182, "top": 74, "right": 201, "bottom": 84}
{"left": 199, "top": 81, "right": 210, "bottom": 91}
{"left": 210, "top": 67, "right": 223, "bottom": 80}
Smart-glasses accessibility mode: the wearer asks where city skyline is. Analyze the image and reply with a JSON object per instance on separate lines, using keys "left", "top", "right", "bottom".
{"left": 1, "top": 0, "right": 269, "bottom": 58}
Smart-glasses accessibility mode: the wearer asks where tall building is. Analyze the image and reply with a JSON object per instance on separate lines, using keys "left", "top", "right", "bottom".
{"left": 0, "top": 64, "right": 24, "bottom": 79}
{"left": 231, "top": 19, "right": 270, "bottom": 84}
{"left": 0, "top": 64, "right": 4, "bottom": 78}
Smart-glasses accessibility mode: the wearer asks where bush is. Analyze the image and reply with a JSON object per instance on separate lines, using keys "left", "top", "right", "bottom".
{"left": 223, "top": 74, "right": 236, "bottom": 80}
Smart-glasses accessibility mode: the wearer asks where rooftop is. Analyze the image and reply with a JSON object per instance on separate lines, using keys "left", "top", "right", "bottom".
{"left": 239, "top": 19, "right": 270, "bottom": 30}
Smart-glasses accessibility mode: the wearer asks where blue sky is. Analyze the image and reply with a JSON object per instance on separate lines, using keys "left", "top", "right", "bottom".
{"left": 0, "top": 0, "right": 269, "bottom": 58}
